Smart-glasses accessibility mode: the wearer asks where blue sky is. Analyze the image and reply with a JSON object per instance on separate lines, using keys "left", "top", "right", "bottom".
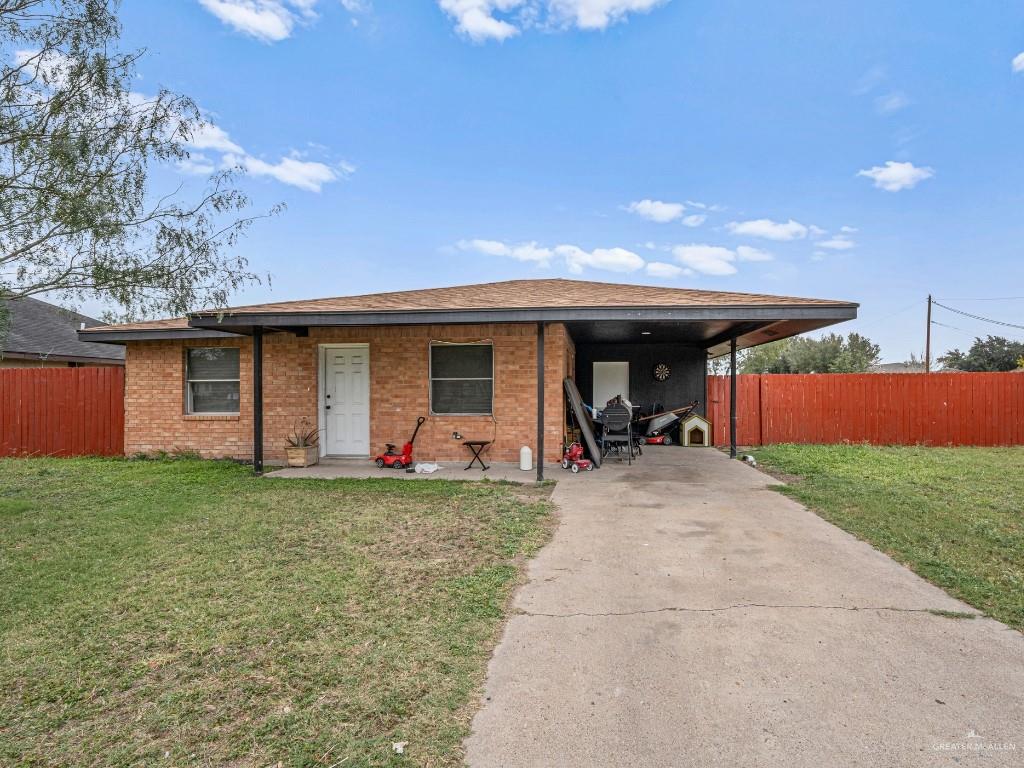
{"left": 111, "top": 0, "right": 1024, "bottom": 362}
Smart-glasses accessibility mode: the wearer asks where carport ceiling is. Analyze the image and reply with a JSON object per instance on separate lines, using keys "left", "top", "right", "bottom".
{"left": 566, "top": 320, "right": 737, "bottom": 344}
{"left": 565, "top": 317, "right": 854, "bottom": 356}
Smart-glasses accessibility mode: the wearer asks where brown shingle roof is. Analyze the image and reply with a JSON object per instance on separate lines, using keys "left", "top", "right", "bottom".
{"left": 202, "top": 278, "right": 852, "bottom": 314}
{"left": 82, "top": 278, "right": 855, "bottom": 333}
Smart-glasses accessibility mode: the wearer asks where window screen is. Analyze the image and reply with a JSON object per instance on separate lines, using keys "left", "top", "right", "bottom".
{"left": 430, "top": 343, "right": 493, "bottom": 415}
{"left": 186, "top": 348, "right": 240, "bottom": 414}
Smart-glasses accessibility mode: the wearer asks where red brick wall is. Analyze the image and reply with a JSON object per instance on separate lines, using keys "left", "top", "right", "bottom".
{"left": 124, "top": 323, "right": 572, "bottom": 464}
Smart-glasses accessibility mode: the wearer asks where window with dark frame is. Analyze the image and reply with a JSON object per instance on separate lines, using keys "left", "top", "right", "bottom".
{"left": 430, "top": 342, "right": 493, "bottom": 415}
{"left": 186, "top": 347, "right": 240, "bottom": 414}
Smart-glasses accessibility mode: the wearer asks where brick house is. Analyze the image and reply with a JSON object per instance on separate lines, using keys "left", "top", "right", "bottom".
{"left": 80, "top": 279, "right": 856, "bottom": 475}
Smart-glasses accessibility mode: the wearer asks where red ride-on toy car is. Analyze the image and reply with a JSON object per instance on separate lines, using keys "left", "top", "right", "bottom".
{"left": 375, "top": 416, "right": 426, "bottom": 470}
{"left": 561, "top": 441, "right": 593, "bottom": 473}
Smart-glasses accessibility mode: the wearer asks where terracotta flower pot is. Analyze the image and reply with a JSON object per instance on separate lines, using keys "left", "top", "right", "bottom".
{"left": 286, "top": 445, "right": 319, "bottom": 468}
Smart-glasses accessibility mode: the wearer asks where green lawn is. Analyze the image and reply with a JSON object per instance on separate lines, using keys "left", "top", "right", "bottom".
{"left": 750, "top": 445, "right": 1024, "bottom": 631}
{"left": 0, "top": 458, "right": 554, "bottom": 767}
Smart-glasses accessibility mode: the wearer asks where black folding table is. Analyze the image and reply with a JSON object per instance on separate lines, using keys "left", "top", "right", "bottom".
{"left": 462, "top": 440, "right": 491, "bottom": 471}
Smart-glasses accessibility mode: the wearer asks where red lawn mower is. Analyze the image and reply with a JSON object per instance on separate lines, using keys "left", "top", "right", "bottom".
{"left": 374, "top": 416, "right": 426, "bottom": 470}
{"left": 561, "top": 441, "right": 593, "bottom": 473}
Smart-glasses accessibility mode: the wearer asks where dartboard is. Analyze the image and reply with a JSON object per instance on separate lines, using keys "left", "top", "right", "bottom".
{"left": 653, "top": 363, "right": 671, "bottom": 381}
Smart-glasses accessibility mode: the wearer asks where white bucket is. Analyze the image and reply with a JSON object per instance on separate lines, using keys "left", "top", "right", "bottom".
{"left": 519, "top": 445, "right": 533, "bottom": 471}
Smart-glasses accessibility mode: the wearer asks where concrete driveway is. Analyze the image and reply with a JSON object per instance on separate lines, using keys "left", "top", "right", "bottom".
{"left": 465, "top": 447, "right": 1023, "bottom": 767}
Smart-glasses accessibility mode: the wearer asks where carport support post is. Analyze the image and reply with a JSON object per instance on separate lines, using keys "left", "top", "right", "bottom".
{"left": 536, "top": 321, "right": 545, "bottom": 482}
{"left": 729, "top": 337, "right": 737, "bottom": 459}
{"left": 253, "top": 326, "right": 264, "bottom": 475}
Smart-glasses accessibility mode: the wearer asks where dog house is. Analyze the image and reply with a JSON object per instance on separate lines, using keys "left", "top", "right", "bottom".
{"left": 682, "top": 415, "right": 711, "bottom": 447}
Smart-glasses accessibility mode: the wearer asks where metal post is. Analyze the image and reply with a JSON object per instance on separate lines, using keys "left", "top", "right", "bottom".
{"left": 536, "top": 321, "right": 545, "bottom": 482}
{"left": 925, "top": 294, "right": 932, "bottom": 373}
{"left": 253, "top": 326, "right": 264, "bottom": 475}
{"left": 729, "top": 337, "right": 737, "bottom": 459}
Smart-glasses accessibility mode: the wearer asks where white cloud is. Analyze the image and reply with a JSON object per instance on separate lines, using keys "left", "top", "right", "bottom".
{"left": 555, "top": 244, "right": 645, "bottom": 273}
{"left": 875, "top": 91, "right": 909, "bottom": 114}
{"left": 726, "top": 218, "right": 809, "bottom": 241}
{"left": 817, "top": 236, "right": 855, "bottom": 251}
{"left": 456, "top": 239, "right": 552, "bottom": 264}
{"left": 13, "top": 45, "right": 340, "bottom": 192}
{"left": 857, "top": 160, "right": 934, "bottom": 192}
{"left": 853, "top": 65, "right": 886, "bottom": 95}
{"left": 197, "top": 0, "right": 366, "bottom": 41}
{"left": 439, "top": 0, "right": 521, "bottom": 41}
{"left": 225, "top": 152, "right": 345, "bottom": 192}
{"left": 198, "top": 0, "right": 298, "bottom": 41}
{"left": 840, "top": 225, "right": 858, "bottom": 233}
{"left": 671, "top": 244, "right": 737, "bottom": 276}
{"left": 185, "top": 122, "right": 244, "bottom": 154}
{"left": 437, "top": 0, "right": 669, "bottom": 42}
{"left": 645, "top": 261, "right": 685, "bottom": 278}
{"left": 681, "top": 213, "right": 706, "bottom": 227}
{"left": 736, "top": 245, "right": 773, "bottom": 262}
{"left": 625, "top": 198, "right": 685, "bottom": 223}
{"left": 547, "top": 0, "right": 668, "bottom": 30}
{"left": 456, "top": 239, "right": 643, "bottom": 273}
{"left": 1013, "top": 52, "right": 1024, "bottom": 74}
{"left": 808, "top": 224, "right": 826, "bottom": 238}
{"left": 685, "top": 200, "right": 724, "bottom": 212}
{"left": 177, "top": 153, "right": 217, "bottom": 176}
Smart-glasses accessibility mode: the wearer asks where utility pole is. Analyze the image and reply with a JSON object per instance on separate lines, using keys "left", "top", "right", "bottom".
{"left": 925, "top": 294, "right": 932, "bottom": 373}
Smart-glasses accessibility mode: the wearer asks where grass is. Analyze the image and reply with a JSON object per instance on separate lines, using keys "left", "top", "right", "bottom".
{"left": 750, "top": 445, "right": 1024, "bottom": 632}
{"left": 0, "top": 457, "right": 555, "bottom": 767}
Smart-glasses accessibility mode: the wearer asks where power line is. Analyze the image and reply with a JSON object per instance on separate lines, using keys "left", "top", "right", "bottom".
{"left": 931, "top": 301, "right": 1024, "bottom": 331}
{"left": 930, "top": 320, "right": 975, "bottom": 337}
{"left": 936, "top": 296, "right": 1024, "bottom": 302}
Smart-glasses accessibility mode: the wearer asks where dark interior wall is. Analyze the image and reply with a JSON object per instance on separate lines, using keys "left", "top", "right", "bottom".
{"left": 574, "top": 343, "right": 707, "bottom": 416}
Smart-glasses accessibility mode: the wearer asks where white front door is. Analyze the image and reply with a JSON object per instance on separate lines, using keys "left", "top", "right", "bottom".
{"left": 322, "top": 346, "right": 370, "bottom": 456}
{"left": 593, "top": 361, "right": 629, "bottom": 407}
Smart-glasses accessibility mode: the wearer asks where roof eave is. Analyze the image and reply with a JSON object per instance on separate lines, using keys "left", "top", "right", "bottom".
{"left": 77, "top": 328, "right": 242, "bottom": 343}
{"left": 2, "top": 350, "right": 125, "bottom": 364}
{"left": 188, "top": 304, "right": 859, "bottom": 332}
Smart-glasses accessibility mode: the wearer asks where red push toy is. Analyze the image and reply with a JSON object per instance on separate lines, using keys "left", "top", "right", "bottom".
{"left": 375, "top": 416, "right": 426, "bottom": 470}
{"left": 561, "top": 441, "right": 594, "bottom": 473}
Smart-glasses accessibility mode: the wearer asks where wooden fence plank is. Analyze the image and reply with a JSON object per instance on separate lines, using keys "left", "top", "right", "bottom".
{"left": 707, "top": 372, "right": 1024, "bottom": 448}
{"left": 0, "top": 368, "right": 125, "bottom": 457}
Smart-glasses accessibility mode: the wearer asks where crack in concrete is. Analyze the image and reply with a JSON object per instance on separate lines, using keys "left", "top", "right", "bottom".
{"left": 517, "top": 603, "right": 978, "bottom": 619}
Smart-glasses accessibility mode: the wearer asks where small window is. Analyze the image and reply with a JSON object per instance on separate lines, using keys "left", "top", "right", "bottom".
{"left": 430, "top": 343, "right": 493, "bottom": 415}
{"left": 186, "top": 347, "right": 240, "bottom": 414}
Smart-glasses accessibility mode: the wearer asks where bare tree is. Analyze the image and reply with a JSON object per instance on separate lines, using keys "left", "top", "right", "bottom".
{"left": 1, "top": 0, "right": 274, "bottom": 325}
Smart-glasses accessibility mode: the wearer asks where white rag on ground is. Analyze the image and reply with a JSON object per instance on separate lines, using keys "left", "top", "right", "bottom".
{"left": 414, "top": 463, "right": 441, "bottom": 474}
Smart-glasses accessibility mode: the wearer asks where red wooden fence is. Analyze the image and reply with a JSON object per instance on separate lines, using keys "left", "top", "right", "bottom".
{"left": 0, "top": 367, "right": 125, "bottom": 457}
{"left": 707, "top": 373, "right": 1024, "bottom": 447}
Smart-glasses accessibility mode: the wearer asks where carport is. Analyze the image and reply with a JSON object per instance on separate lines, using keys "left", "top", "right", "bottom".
{"left": 563, "top": 297, "right": 857, "bottom": 459}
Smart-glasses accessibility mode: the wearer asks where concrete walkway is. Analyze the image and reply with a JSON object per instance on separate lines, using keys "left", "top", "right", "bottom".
{"left": 265, "top": 458, "right": 532, "bottom": 482}
{"left": 465, "top": 447, "right": 1024, "bottom": 767}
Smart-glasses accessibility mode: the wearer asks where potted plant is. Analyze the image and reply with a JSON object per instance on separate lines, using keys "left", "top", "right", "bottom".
{"left": 285, "top": 418, "right": 320, "bottom": 467}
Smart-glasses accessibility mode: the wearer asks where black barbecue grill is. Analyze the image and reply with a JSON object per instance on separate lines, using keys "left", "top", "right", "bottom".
{"left": 597, "top": 399, "right": 637, "bottom": 464}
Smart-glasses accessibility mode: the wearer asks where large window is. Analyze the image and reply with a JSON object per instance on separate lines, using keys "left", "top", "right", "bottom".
{"left": 186, "top": 348, "right": 240, "bottom": 414}
{"left": 430, "top": 342, "right": 493, "bottom": 415}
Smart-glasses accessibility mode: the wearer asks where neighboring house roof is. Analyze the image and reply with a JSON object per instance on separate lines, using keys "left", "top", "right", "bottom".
{"left": 79, "top": 278, "right": 857, "bottom": 357}
{"left": 869, "top": 362, "right": 926, "bottom": 373}
{"left": 2, "top": 297, "right": 125, "bottom": 364}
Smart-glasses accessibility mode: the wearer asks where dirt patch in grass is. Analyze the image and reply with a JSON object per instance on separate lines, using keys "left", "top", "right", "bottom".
{"left": 0, "top": 458, "right": 556, "bottom": 767}
{"left": 751, "top": 444, "right": 1024, "bottom": 632}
